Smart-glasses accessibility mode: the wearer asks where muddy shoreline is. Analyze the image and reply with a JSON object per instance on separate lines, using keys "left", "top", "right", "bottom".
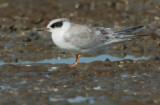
{"left": 0, "top": 0, "right": 160, "bottom": 105}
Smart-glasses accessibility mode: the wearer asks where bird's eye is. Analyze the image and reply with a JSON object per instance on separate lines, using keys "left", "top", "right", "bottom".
{"left": 51, "top": 21, "right": 63, "bottom": 28}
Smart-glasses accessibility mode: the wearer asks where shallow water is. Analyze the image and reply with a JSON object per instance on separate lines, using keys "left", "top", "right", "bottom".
{"left": 0, "top": 54, "right": 151, "bottom": 66}
{"left": 49, "top": 96, "right": 95, "bottom": 104}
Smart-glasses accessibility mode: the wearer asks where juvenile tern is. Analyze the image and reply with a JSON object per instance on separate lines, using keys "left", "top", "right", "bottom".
{"left": 37, "top": 18, "right": 147, "bottom": 67}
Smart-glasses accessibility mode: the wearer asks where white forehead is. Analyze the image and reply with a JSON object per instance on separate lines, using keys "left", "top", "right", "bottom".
{"left": 47, "top": 18, "right": 69, "bottom": 27}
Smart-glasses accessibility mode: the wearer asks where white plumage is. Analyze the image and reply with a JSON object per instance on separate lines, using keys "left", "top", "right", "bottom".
{"left": 37, "top": 18, "right": 146, "bottom": 66}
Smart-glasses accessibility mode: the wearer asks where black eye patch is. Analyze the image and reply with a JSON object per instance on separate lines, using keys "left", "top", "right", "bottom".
{"left": 50, "top": 21, "right": 63, "bottom": 28}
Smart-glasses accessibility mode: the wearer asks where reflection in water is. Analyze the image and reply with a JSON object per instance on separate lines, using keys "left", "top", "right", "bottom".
{"left": 0, "top": 54, "right": 150, "bottom": 65}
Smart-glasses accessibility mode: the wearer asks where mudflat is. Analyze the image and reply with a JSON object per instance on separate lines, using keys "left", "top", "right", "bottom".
{"left": 0, "top": 0, "right": 160, "bottom": 105}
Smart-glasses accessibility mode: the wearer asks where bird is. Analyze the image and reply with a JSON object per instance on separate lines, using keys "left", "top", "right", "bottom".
{"left": 37, "top": 18, "right": 147, "bottom": 67}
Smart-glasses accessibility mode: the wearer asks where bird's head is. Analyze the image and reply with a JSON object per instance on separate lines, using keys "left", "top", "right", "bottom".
{"left": 36, "top": 18, "right": 70, "bottom": 33}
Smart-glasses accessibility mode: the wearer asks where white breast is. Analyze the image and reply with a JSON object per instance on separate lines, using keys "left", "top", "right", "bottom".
{"left": 51, "top": 22, "right": 78, "bottom": 51}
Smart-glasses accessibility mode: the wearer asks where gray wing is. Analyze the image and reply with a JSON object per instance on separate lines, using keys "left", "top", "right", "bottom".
{"left": 115, "top": 26, "right": 144, "bottom": 34}
{"left": 64, "top": 24, "right": 102, "bottom": 49}
{"left": 64, "top": 25, "right": 145, "bottom": 49}
{"left": 94, "top": 26, "right": 144, "bottom": 36}
{"left": 93, "top": 27, "right": 115, "bottom": 42}
{"left": 93, "top": 27, "right": 114, "bottom": 35}
{"left": 93, "top": 26, "right": 145, "bottom": 45}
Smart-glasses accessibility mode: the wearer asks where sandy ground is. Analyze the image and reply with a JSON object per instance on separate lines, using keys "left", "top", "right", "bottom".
{"left": 0, "top": 0, "right": 160, "bottom": 105}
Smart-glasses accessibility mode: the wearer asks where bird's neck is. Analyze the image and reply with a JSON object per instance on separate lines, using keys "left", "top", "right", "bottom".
{"left": 51, "top": 22, "right": 70, "bottom": 46}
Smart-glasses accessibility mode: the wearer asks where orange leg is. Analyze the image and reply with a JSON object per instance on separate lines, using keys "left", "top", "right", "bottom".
{"left": 71, "top": 54, "right": 81, "bottom": 67}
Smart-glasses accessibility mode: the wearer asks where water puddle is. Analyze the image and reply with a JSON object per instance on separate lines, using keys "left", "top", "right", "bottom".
{"left": 0, "top": 54, "right": 150, "bottom": 66}
{"left": 67, "top": 96, "right": 94, "bottom": 104}
{"left": 121, "top": 73, "right": 130, "bottom": 78}
{"left": 49, "top": 96, "right": 95, "bottom": 104}
{"left": 0, "top": 85, "right": 12, "bottom": 90}
{"left": 121, "top": 72, "right": 141, "bottom": 78}
{"left": 0, "top": 85, "right": 17, "bottom": 91}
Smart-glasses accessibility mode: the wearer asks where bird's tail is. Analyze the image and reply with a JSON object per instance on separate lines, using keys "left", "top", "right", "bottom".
{"left": 104, "top": 26, "right": 148, "bottom": 45}
{"left": 115, "top": 26, "right": 144, "bottom": 34}
{"left": 113, "top": 26, "right": 148, "bottom": 40}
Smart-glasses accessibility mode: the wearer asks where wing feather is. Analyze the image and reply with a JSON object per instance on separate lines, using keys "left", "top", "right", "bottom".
{"left": 64, "top": 24, "right": 101, "bottom": 49}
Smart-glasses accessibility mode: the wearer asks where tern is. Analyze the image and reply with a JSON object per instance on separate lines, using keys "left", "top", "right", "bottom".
{"left": 37, "top": 18, "right": 147, "bottom": 67}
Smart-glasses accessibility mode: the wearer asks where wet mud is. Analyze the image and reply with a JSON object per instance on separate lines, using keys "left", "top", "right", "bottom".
{"left": 0, "top": 0, "right": 160, "bottom": 105}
